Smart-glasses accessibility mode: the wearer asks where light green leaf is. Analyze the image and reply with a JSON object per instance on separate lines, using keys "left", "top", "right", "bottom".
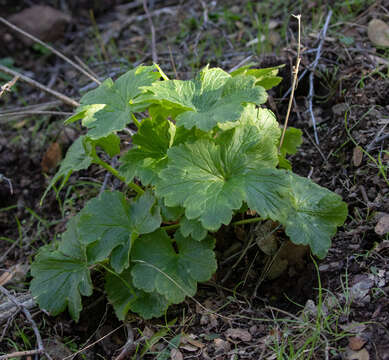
{"left": 105, "top": 268, "right": 169, "bottom": 320}
{"left": 65, "top": 66, "right": 160, "bottom": 139}
{"left": 94, "top": 133, "right": 121, "bottom": 157}
{"left": 278, "top": 127, "right": 303, "bottom": 170}
{"left": 41, "top": 136, "right": 94, "bottom": 203}
{"left": 30, "top": 217, "right": 93, "bottom": 322}
{"left": 131, "top": 230, "right": 217, "bottom": 304}
{"left": 157, "top": 125, "right": 277, "bottom": 231}
{"left": 180, "top": 217, "right": 208, "bottom": 241}
{"left": 142, "top": 66, "right": 267, "bottom": 131}
{"left": 119, "top": 117, "right": 173, "bottom": 185}
{"left": 282, "top": 173, "right": 348, "bottom": 258}
{"left": 78, "top": 190, "right": 161, "bottom": 272}
{"left": 230, "top": 65, "right": 283, "bottom": 90}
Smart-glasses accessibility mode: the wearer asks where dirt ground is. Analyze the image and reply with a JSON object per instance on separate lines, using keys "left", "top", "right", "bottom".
{"left": 0, "top": 0, "right": 388, "bottom": 359}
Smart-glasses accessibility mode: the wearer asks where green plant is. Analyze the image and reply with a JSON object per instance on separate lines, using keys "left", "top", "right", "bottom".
{"left": 30, "top": 64, "right": 347, "bottom": 322}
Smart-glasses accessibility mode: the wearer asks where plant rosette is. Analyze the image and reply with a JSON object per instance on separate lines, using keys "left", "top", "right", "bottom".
{"left": 30, "top": 64, "right": 347, "bottom": 321}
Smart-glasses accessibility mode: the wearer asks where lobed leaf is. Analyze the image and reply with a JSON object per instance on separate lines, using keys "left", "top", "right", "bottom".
{"left": 105, "top": 268, "right": 169, "bottom": 320}
{"left": 131, "top": 230, "right": 217, "bottom": 304}
{"left": 142, "top": 66, "right": 267, "bottom": 131}
{"left": 119, "top": 116, "right": 173, "bottom": 186}
{"left": 65, "top": 66, "right": 160, "bottom": 139}
{"left": 30, "top": 217, "right": 93, "bottom": 322}
{"left": 230, "top": 65, "right": 283, "bottom": 90}
{"left": 78, "top": 190, "right": 161, "bottom": 273}
{"left": 41, "top": 136, "right": 94, "bottom": 203}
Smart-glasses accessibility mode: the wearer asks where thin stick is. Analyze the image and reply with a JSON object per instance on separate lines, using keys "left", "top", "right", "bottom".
{"left": 279, "top": 14, "right": 301, "bottom": 151}
{"left": 62, "top": 324, "right": 125, "bottom": 360}
{"left": 0, "top": 75, "right": 19, "bottom": 97}
{"left": 0, "top": 16, "right": 101, "bottom": 85}
{"left": 0, "top": 110, "right": 72, "bottom": 118}
{"left": 143, "top": 0, "right": 158, "bottom": 63}
{"left": 0, "top": 286, "right": 52, "bottom": 360}
{"left": 308, "top": 10, "right": 333, "bottom": 145}
{"left": 0, "top": 64, "right": 80, "bottom": 107}
{"left": 0, "top": 349, "right": 43, "bottom": 360}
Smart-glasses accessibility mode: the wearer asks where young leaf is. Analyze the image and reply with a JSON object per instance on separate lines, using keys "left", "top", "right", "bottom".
{"left": 105, "top": 268, "right": 169, "bottom": 320}
{"left": 78, "top": 190, "right": 161, "bottom": 273}
{"left": 230, "top": 65, "right": 283, "bottom": 90}
{"left": 30, "top": 216, "right": 93, "bottom": 322}
{"left": 119, "top": 116, "right": 173, "bottom": 185}
{"left": 131, "top": 230, "right": 217, "bottom": 304}
{"left": 41, "top": 136, "right": 94, "bottom": 203}
{"left": 94, "top": 133, "right": 121, "bottom": 157}
{"left": 65, "top": 66, "right": 160, "bottom": 139}
{"left": 179, "top": 216, "right": 208, "bottom": 241}
{"left": 278, "top": 127, "right": 303, "bottom": 170}
{"left": 142, "top": 66, "right": 267, "bottom": 131}
{"left": 282, "top": 173, "right": 348, "bottom": 259}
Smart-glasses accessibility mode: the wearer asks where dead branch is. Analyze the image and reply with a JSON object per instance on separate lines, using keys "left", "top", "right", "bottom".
{"left": 0, "top": 286, "right": 52, "bottom": 360}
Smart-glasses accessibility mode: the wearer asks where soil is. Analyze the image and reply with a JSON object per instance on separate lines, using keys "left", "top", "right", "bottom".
{"left": 0, "top": 0, "right": 388, "bottom": 359}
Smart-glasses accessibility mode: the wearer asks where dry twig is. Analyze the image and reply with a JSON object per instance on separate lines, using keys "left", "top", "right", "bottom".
{"left": 307, "top": 10, "right": 333, "bottom": 145}
{"left": 143, "top": 0, "right": 158, "bottom": 63}
{"left": 0, "top": 75, "right": 19, "bottom": 97}
{"left": 0, "top": 64, "right": 79, "bottom": 107}
{"left": 0, "top": 286, "right": 52, "bottom": 360}
{"left": 279, "top": 14, "right": 302, "bottom": 151}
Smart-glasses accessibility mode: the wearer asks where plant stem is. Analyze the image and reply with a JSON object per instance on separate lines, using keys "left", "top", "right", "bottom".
{"left": 231, "top": 217, "right": 263, "bottom": 226}
{"left": 162, "top": 223, "right": 180, "bottom": 231}
{"left": 93, "top": 155, "right": 144, "bottom": 195}
{"left": 131, "top": 113, "right": 141, "bottom": 128}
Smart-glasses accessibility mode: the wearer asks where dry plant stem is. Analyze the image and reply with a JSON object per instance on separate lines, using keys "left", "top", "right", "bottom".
{"left": 308, "top": 9, "right": 333, "bottom": 145}
{"left": 143, "top": 0, "right": 158, "bottom": 63}
{"left": 114, "top": 325, "right": 135, "bottom": 360}
{"left": 0, "top": 16, "right": 101, "bottom": 85}
{"left": 0, "top": 349, "right": 43, "bottom": 360}
{"left": 0, "top": 286, "right": 52, "bottom": 360}
{"left": 279, "top": 14, "right": 301, "bottom": 151}
{"left": 0, "top": 110, "right": 72, "bottom": 118}
{"left": 0, "top": 75, "right": 19, "bottom": 97}
{"left": 62, "top": 324, "right": 125, "bottom": 360}
{"left": 0, "top": 64, "right": 80, "bottom": 107}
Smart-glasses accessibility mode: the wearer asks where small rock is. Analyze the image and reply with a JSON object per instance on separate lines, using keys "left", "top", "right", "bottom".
{"left": 349, "top": 336, "right": 367, "bottom": 351}
{"left": 375, "top": 214, "right": 389, "bottom": 236}
{"left": 7, "top": 6, "right": 71, "bottom": 46}
{"left": 368, "top": 19, "right": 389, "bottom": 47}
{"left": 353, "top": 146, "right": 363, "bottom": 167}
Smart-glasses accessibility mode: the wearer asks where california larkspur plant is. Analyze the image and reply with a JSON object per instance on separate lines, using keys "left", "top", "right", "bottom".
{"left": 30, "top": 64, "right": 347, "bottom": 321}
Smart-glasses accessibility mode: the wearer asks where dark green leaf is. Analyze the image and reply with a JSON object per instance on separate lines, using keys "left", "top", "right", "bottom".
{"left": 105, "top": 268, "right": 169, "bottom": 320}
{"left": 30, "top": 217, "right": 93, "bottom": 321}
{"left": 78, "top": 191, "right": 161, "bottom": 272}
{"left": 131, "top": 230, "right": 217, "bottom": 303}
